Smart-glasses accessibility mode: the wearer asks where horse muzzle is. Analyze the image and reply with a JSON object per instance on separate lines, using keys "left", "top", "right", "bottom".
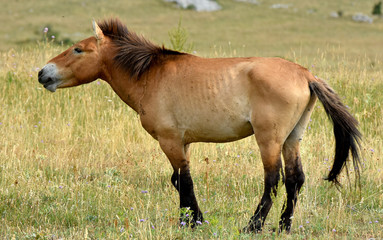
{"left": 38, "top": 63, "right": 62, "bottom": 92}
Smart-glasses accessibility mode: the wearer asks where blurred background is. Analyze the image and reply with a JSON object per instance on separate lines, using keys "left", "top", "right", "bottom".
{"left": 1, "top": 0, "right": 382, "bottom": 59}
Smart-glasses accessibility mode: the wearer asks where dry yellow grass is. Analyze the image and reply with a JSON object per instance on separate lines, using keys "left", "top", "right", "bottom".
{"left": 0, "top": 0, "right": 382, "bottom": 238}
{"left": 0, "top": 39, "right": 382, "bottom": 239}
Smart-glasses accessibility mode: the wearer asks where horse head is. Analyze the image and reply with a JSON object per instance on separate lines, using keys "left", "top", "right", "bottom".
{"left": 38, "top": 21, "right": 106, "bottom": 92}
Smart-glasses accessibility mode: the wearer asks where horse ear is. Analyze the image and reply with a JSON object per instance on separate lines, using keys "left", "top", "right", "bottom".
{"left": 92, "top": 20, "right": 104, "bottom": 42}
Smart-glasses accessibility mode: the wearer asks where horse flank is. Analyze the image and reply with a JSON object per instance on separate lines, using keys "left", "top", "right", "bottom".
{"left": 97, "top": 18, "right": 185, "bottom": 79}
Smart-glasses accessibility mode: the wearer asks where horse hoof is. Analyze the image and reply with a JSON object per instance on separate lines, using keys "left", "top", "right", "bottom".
{"left": 240, "top": 225, "right": 262, "bottom": 234}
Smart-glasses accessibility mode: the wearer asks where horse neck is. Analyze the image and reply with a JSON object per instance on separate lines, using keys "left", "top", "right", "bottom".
{"left": 101, "top": 53, "right": 146, "bottom": 114}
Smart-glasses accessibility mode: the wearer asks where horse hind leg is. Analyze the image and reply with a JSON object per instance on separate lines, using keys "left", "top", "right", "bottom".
{"left": 243, "top": 136, "right": 285, "bottom": 233}
{"left": 279, "top": 95, "right": 316, "bottom": 232}
{"left": 279, "top": 136, "right": 305, "bottom": 232}
{"left": 244, "top": 92, "right": 316, "bottom": 233}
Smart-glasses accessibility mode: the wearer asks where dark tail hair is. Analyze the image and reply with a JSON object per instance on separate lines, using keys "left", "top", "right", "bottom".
{"left": 309, "top": 79, "right": 362, "bottom": 186}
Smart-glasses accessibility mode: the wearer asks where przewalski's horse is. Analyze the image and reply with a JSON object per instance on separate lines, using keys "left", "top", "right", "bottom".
{"left": 38, "top": 18, "right": 361, "bottom": 233}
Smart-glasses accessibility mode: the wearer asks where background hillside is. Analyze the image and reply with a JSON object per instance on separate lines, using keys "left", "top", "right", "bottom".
{"left": 1, "top": 0, "right": 382, "bottom": 59}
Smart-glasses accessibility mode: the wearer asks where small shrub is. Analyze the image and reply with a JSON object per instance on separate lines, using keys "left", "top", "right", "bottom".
{"left": 168, "top": 19, "right": 194, "bottom": 53}
{"left": 372, "top": 1, "right": 382, "bottom": 15}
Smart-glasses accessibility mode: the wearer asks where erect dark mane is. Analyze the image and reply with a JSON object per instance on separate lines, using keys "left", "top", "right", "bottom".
{"left": 97, "top": 18, "right": 185, "bottom": 79}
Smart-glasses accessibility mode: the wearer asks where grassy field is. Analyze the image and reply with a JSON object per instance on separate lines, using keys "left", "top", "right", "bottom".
{"left": 1, "top": 0, "right": 382, "bottom": 239}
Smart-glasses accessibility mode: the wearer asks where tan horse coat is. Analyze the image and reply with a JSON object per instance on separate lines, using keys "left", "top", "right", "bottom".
{"left": 38, "top": 19, "right": 361, "bottom": 233}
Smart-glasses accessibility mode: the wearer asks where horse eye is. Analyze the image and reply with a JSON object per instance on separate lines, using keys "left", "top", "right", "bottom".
{"left": 74, "top": 47, "right": 83, "bottom": 54}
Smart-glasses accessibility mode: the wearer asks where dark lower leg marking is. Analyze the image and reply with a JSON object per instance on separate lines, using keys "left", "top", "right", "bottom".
{"left": 171, "top": 171, "right": 179, "bottom": 190}
{"left": 279, "top": 160, "right": 305, "bottom": 232}
{"left": 244, "top": 167, "right": 284, "bottom": 233}
{"left": 171, "top": 169, "right": 203, "bottom": 226}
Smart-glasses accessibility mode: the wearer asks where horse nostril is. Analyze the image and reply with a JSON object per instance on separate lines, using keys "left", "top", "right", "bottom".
{"left": 38, "top": 69, "right": 44, "bottom": 77}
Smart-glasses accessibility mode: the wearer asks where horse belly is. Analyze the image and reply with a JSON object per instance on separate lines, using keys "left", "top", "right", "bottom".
{"left": 182, "top": 112, "right": 254, "bottom": 143}
{"left": 180, "top": 78, "right": 253, "bottom": 142}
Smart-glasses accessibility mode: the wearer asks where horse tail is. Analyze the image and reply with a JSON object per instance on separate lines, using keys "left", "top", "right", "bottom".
{"left": 309, "top": 78, "right": 362, "bottom": 186}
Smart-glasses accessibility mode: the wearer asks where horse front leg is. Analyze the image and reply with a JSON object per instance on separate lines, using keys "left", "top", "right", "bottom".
{"left": 160, "top": 140, "right": 203, "bottom": 227}
{"left": 171, "top": 167, "right": 204, "bottom": 226}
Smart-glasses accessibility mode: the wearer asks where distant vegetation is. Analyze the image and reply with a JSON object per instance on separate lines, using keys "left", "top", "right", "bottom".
{"left": 0, "top": 0, "right": 382, "bottom": 59}
{"left": 372, "top": 1, "right": 382, "bottom": 15}
{"left": 168, "top": 19, "right": 194, "bottom": 52}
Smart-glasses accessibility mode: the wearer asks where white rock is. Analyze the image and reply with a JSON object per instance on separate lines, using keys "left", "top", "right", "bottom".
{"left": 270, "top": 3, "right": 291, "bottom": 9}
{"left": 165, "top": 0, "right": 222, "bottom": 12}
{"left": 330, "top": 11, "right": 340, "bottom": 18}
{"left": 235, "top": 0, "right": 260, "bottom": 5}
{"left": 352, "top": 13, "right": 373, "bottom": 23}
